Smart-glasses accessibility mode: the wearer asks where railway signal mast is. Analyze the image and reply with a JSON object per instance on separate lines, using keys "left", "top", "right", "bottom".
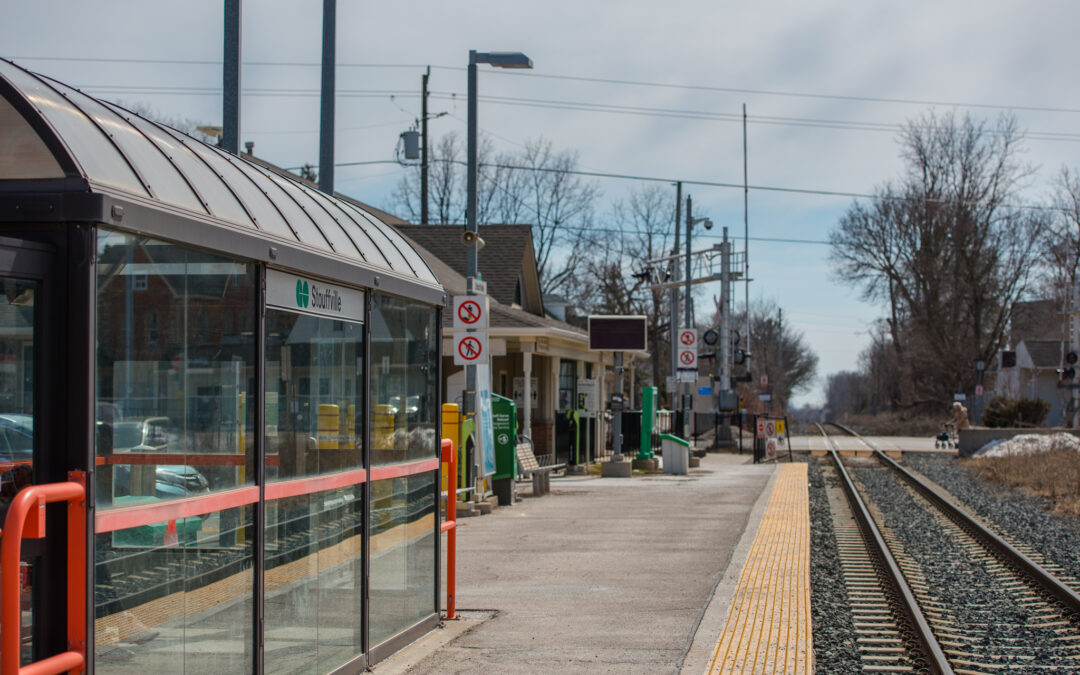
{"left": 644, "top": 197, "right": 746, "bottom": 441}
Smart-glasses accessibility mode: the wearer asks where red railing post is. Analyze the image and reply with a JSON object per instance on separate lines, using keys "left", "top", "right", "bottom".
{"left": 440, "top": 438, "right": 457, "bottom": 620}
{"left": 1, "top": 476, "right": 87, "bottom": 675}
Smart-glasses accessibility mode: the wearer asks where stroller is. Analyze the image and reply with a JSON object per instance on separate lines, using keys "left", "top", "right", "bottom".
{"left": 935, "top": 422, "right": 957, "bottom": 449}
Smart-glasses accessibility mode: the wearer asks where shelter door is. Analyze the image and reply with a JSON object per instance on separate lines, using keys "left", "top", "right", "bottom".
{"left": 0, "top": 237, "right": 72, "bottom": 669}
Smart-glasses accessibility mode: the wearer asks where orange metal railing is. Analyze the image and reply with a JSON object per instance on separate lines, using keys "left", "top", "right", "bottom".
{"left": 439, "top": 438, "right": 457, "bottom": 620}
{"left": 1, "top": 472, "right": 86, "bottom": 675}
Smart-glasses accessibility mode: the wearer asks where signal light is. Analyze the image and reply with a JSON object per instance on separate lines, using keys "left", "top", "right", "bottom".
{"left": 1062, "top": 367, "right": 1076, "bottom": 380}
{"left": 1067, "top": 351, "right": 1078, "bottom": 365}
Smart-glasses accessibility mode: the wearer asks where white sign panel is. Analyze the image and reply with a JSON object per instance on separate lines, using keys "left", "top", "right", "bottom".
{"left": 453, "top": 295, "right": 489, "bottom": 330}
{"left": 677, "top": 327, "right": 698, "bottom": 372}
{"left": 512, "top": 377, "right": 539, "bottom": 410}
{"left": 477, "top": 363, "right": 495, "bottom": 476}
{"left": 577, "top": 378, "right": 598, "bottom": 410}
{"left": 266, "top": 269, "right": 365, "bottom": 322}
{"left": 453, "top": 331, "right": 488, "bottom": 366}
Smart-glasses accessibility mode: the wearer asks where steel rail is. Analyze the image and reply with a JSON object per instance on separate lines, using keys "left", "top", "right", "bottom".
{"left": 815, "top": 423, "right": 953, "bottom": 675}
{"left": 831, "top": 423, "right": 1080, "bottom": 618}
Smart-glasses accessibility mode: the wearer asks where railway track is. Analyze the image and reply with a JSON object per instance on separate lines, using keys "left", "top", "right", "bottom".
{"left": 816, "top": 422, "right": 1080, "bottom": 673}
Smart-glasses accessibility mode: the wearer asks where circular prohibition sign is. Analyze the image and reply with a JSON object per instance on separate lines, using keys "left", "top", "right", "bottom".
{"left": 458, "top": 336, "right": 483, "bottom": 361}
{"left": 679, "top": 331, "right": 696, "bottom": 346}
{"left": 679, "top": 351, "right": 695, "bottom": 366}
{"left": 457, "top": 300, "right": 483, "bottom": 325}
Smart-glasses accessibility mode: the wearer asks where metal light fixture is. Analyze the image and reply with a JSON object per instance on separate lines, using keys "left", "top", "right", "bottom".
{"left": 463, "top": 49, "right": 533, "bottom": 427}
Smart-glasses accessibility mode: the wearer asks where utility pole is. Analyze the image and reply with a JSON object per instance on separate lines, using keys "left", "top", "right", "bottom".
{"left": 421, "top": 66, "right": 430, "bottom": 225}
{"left": 222, "top": 0, "right": 241, "bottom": 155}
{"left": 719, "top": 226, "right": 732, "bottom": 441}
{"left": 684, "top": 194, "right": 693, "bottom": 438}
{"left": 743, "top": 103, "right": 750, "bottom": 362}
{"left": 317, "top": 0, "right": 336, "bottom": 195}
{"left": 777, "top": 307, "right": 783, "bottom": 413}
{"left": 670, "top": 181, "right": 682, "bottom": 409}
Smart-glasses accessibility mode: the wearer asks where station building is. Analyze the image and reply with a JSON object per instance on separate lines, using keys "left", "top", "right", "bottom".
{"left": 0, "top": 59, "right": 444, "bottom": 672}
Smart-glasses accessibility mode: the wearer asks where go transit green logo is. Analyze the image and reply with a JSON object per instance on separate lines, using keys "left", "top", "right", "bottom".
{"left": 295, "top": 279, "right": 309, "bottom": 308}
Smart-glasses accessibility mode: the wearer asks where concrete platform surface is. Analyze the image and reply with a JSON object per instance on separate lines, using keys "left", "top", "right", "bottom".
{"left": 378, "top": 453, "right": 776, "bottom": 674}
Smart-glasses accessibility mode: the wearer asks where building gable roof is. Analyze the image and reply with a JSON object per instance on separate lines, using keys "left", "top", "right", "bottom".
{"left": 1019, "top": 340, "right": 1062, "bottom": 369}
{"left": 394, "top": 224, "right": 543, "bottom": 314}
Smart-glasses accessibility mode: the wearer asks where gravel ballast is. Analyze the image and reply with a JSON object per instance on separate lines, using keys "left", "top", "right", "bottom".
{"left": 903, "top": 453, "right": 1080, "bottom": 585}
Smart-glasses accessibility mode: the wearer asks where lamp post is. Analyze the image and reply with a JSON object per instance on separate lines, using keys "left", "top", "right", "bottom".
{"left": 464, "top": 50, "right": 533, "bottom": 426}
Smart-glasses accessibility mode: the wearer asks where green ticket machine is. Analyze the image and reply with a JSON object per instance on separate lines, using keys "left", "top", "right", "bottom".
{"left": 491, "top": 393, "right": 518, "bottom": 505}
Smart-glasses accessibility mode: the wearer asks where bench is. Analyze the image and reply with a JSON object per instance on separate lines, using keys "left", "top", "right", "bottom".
{"left": 515, "top": 435, "right": 564, "bottom": 496}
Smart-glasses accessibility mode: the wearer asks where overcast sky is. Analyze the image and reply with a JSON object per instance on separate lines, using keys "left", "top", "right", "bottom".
{"left": 6, "top": 1, "right": 1080, "bottom": 406}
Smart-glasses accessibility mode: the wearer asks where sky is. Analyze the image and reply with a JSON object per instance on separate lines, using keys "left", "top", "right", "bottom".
{"left": 5, "top": 1, "right": 1080, "bottom": 406}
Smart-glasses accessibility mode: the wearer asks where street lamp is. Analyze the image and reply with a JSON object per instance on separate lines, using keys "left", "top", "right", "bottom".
{"left": 465, "top": 50, "right": 533, "bottom": 424}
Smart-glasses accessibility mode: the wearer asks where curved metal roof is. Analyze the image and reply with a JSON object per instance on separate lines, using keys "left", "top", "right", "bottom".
{"left": 0, "top": 59, "right": 440, "bottom": 295}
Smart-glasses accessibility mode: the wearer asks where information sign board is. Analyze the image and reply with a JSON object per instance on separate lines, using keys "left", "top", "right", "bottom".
{"left": 588, "top": 315, "right": 648, "bottom": 351}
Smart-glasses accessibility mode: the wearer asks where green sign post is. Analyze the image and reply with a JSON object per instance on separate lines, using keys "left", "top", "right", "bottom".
{"left": 638, "top": 386, "right": 657, "bottom": 460}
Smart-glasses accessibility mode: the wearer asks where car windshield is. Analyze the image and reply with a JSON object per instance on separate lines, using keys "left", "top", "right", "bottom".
{"left": 112, "top": 423, "right": 144, "bottom": 451}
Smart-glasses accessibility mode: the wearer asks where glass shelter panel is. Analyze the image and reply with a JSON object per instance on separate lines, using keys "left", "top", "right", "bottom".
{"left": 93, "top": 505, "right": 255, "bottom": 673}
{"left": 369, "top": 295, "right": 438, "bottom": 465}
{"left": 0, "top": 276, "right": 35, "bottom": 665}
{"left": 369, "top": 472, "right": 436, "bottom": 647}
{"left": 95, "top": 230, "right": 257, "bottom": 501}
{"left": 263, "top": 485, "right": 364, "bottom": 674}
{"left": 264, "top": 282, "right": 365, "bottom": 480}
{"left": 94, "top": 230, "right": 256, "bottom": 671}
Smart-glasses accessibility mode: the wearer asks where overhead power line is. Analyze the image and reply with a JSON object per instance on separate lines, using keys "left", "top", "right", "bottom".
{"left": 11, "top": 54, "right": 1080, "bottom": 115}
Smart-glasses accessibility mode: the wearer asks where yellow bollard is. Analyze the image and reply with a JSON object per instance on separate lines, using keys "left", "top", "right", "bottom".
{"left": 318, "top": 403, "right": 340, "bottom": 450}
{"left": 374, "top": 404, "right": 395, "bottom": 451}
{"left": 441, "top": 403, "right": 460, "bottom": 494}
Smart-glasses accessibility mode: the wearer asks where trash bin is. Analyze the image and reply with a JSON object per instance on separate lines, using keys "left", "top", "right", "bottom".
{"left": 659, "top": 433, "right": 689, "bottom": 475}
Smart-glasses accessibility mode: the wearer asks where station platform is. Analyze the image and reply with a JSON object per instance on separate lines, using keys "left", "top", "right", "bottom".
{"left": 372, "top": 450, "right": 820, "bottom": 674}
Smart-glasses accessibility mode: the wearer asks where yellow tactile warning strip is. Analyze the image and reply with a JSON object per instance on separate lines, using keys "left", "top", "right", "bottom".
{"left": 707, "top": 463, "right": 812, "bottom": 674}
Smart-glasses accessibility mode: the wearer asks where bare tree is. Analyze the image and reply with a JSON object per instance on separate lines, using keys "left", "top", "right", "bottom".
{"left": 830, "top": 111, "right": 1044, "bottom": 409}
{"left": 1041, "top": 167, "right": 1080, "bottom": 301}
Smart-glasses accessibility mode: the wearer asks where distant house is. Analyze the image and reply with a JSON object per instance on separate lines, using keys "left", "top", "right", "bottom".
{"left": 994, "top": 339, "right": 1069, "bottom": 426}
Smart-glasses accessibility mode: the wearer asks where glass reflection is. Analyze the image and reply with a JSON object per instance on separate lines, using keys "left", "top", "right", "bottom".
{"left": 369, "top": 473, "right": 436, "bottom": 646}
{"left": 264, "top": 486, "right": 364, "bottom": 673}
{"left": 265, "top": 311, "right": 364, "bottom": 480}
{"left": 93, "top": 505, "right": 254, "bottom": 673}
{"left": 95, "top": 230, "right": 256, "bottom": 508}
{"left": 369, "top": 295, "right": 437, "bottom": 465}
{"left": 0, "top": 276, "right": 35, "bottom": 665}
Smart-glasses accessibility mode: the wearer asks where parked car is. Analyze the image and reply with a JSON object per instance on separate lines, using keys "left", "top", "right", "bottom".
{"left": 113, "top": 463, "right": 210, "bottom": 499}
{"left": 111, "top": 416, "right": 172, "bottom": 453}
{"left": 0, "top": 414, "right": 34, "bottom": 463}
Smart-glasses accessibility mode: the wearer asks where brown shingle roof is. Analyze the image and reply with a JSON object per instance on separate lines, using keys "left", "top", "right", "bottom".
{"left": 399, "top": 233, "right": 584, "bottom": 337}
{"left": 394, "top": 225, "right": 531, "bottom": 306}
